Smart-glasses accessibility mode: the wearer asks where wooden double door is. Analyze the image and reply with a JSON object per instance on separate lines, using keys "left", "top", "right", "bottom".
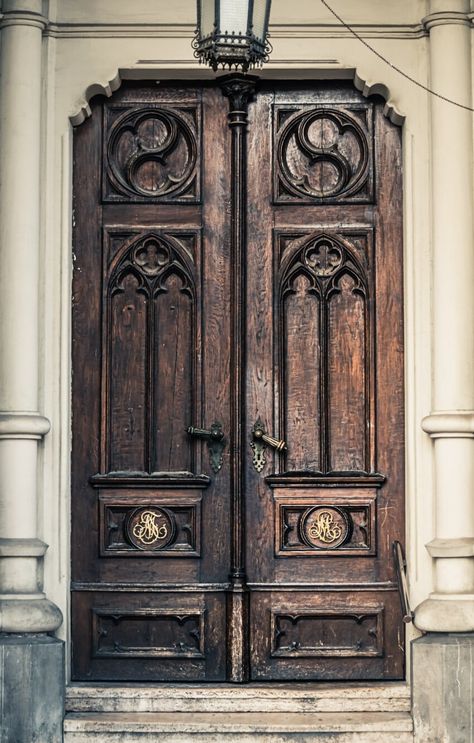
{"left": 71, "top": 79, "right": 404, "bottom": 682}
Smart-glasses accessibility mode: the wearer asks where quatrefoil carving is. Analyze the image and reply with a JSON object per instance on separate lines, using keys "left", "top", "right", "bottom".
{"left": 106, "top": 107, "right": 198, "bottom": 200}
{"left": 276, "top": 108, "right": 371, "bottom": 202}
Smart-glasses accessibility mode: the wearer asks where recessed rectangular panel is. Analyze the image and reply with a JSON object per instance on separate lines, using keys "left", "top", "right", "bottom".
{"left": 92, "top": 608, "right": 205, "bottom": 658}
{"left": 328, "top": 275, "right": 366, "bottom": 471}
{"left": 72, "top": 590, "right": 226, "bottom": 681}
{"left": 108, "top": 273, "right": 147, "bottom": 471}
{"left": 271, "top": 609, "right": 383, "bottom": 658}
{"left": 273, "top": 488, "right": 377, "bottom": 556}
{"left": 99, "top": 491, "right": 201, "bottom": 557}
{"left": 284, "top": 275, "right": 321, "bottom": 471}
{"left": 275, "top": 227, "right": 374, "bottom": 475}
{"left": 250, "top": 590, "right": 403, "bottom": 681}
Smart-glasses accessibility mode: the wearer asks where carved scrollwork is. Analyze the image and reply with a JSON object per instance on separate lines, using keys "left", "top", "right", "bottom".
{"left": 105, "top": 107, "right": 199, "bottom": 201}
{"left": 275, "top": 107, "right": 372, "bottom": 202}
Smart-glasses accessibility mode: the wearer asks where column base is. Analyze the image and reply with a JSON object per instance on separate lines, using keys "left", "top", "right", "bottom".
{"left": 415, "top": 594, "right": 474, "bottom": 631}
{"left": 412, "top": 633, "right": 474, "bottom": 743}
{"left": 0, "top": 596, "right": 63, "bottom": 632}
{"left": 0, "top": 633, "right": 64, "bottom": 743}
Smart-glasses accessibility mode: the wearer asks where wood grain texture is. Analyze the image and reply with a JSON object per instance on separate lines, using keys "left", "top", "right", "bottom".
{"left": 284, "top": 274, "right": 321, "bottom": 471}
{"left": 72, "top": 80, "right": 404, "bottom": 683}
{"left": 328, "top": 273, "right": 366, "bottom": 471}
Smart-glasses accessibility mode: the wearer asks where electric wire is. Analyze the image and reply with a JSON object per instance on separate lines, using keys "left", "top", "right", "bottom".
{"left": 321, "top": 0, "right": 474, "bottom": 112}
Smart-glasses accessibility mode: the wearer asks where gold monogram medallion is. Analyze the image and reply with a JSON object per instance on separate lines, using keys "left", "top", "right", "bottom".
{"left": 301, "top": 506, "right": 349, "bottom": 549}
{"left": 126, "top": 507, "right": 175, "bottom": 550}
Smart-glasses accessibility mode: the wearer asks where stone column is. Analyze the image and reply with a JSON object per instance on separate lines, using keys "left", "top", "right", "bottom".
{"left": 413, "top": 2, "right": 474, "bottom": 741}
{"left": 0, "top": 2, "right": 64, "bottom": 741}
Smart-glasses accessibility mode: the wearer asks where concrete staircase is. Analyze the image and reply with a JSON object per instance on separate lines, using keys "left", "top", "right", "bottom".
{"left": 64, "top": 683, "right": 414, "bottom": 742}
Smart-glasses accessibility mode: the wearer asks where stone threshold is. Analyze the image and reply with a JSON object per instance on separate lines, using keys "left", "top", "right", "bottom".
{"left": 66, "top": 681, "right": 411, "bottom": 713}
{"left": 64, "top": 710, "right": 414, "bottom": 743}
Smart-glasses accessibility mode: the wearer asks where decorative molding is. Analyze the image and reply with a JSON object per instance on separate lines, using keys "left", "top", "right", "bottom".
{"left": 422, "top": 11, "right": 471, "bottom": 31}
{"left": 0, "top": 412, "right": 51, "bottom": 440}
{"left": 426, "top": 537, "right": 474, "bottom": 558}
{"left": 0, "top": 538, "right": 48, "bottom": 557}
{"left": 0, "top": 597, "right": 63, "bottom": 633}
{"left": 0, "top": 10, "right": 48, "bottom": 30}
{"left": 422, "top": 411, "right": 474, "bottom": 438}
{"left": 42, "top": 21, "right": 427, "bottom": 40}
{"left": 70, "top": 67, "right": 405, "bottom": 128}
{"left": 90, "top": 472, "right": 210, "bottom": 488}
{"left": 415, "top": 596, "right": 474, "bottom": 632}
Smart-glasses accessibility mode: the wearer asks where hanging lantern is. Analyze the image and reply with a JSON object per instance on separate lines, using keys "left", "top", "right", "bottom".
{"left": 193, "top": 0, "right": 272, "bottom": 72}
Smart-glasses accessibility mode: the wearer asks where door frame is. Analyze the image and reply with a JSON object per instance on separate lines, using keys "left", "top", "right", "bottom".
{"left": 40, "top": 62, "right": 429, "bottom": 683}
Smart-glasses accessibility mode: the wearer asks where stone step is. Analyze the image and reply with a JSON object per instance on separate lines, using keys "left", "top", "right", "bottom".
{"left": 64, "top": 710, "right": 414, "bottom": 743}
{"left": 66, "top": 682, "right": 411, "bottom": 714}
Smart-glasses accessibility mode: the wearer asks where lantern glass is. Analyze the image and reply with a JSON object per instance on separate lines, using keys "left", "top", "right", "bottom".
{"left": 252, "top": 0, "right": 268, "bottom": 40}
{"left": 199, "top": 0, "right": 215, "bottom": 38}
{"left": 219, "top": 1, "right": 249, "bottom": 35}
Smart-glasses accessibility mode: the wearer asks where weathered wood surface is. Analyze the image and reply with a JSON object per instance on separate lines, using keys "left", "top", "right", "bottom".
{"left": 71, "top": 80, "right": 404, "bottom": 682}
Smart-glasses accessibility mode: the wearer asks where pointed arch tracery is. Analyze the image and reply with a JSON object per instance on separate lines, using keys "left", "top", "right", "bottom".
{"left": 279, "top": 232, "right": 372, "bottom": 474}
{"left": 105, "top": 231, "right": 196, "bottom": 474}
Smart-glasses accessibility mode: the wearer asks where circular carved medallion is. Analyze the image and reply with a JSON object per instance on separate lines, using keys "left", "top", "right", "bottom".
{"left": 107, "top": 108, "right": 197, "bottom": 200}
{"left": 300, "top": 506, "right": 350, "bottom": 550}
{"left": 126, "top": 507, "right": 175, "bottom": 551}
{"left": 277, "top": 109, "right": 369, "bottom": 201}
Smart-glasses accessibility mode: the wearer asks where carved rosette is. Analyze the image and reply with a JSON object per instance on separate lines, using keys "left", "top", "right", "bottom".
{"left": 274, "top": 106, "right": 373, "bottom": 203}
{"left": 104, "top": 106, "right": 199, "bottom": 201}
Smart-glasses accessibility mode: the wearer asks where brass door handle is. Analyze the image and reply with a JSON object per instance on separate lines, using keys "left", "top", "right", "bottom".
{"left": 252, "top": 426, "right": 287, "bottom": 452}
{"left": 187, "top": 421, "right": 226, "bottom": 474}
{"left": 250, "top": 418, "right": 287, "bottom": 472}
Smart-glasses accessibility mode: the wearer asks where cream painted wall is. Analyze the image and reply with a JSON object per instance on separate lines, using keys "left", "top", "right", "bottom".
{"left": 31, "top": 0, "right": 451, "bottom": 667}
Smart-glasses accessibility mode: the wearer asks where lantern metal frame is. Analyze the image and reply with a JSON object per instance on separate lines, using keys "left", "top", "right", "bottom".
{"left": 193, "top": 0, "right": 272, "bottom": 72}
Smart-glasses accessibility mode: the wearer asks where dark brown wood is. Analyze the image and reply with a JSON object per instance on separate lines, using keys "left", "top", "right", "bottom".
{"left": 245, "top": 82, "right": 404, "bottom": 680}
{"left": 219, "top": 74, "right": 257, "bottom": 683}
{"left": 71, "top": 80, "right": 405, "bottom": 683}
{"left": 72, "top": 83, "right": 231, "bottom": 681}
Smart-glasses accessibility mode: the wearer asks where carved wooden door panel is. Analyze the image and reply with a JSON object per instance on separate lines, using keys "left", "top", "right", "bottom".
{"left": 71, "top": 83, "right": 232, "bottom": 681}
{"left": 245, "top": 83, "right": 404, "bottom": 680}
{"left": 71, "top": 80, "right": 404, "bottom": 682}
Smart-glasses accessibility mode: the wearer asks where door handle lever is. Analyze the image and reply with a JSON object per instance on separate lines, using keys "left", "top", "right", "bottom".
{"left": 251, "top": 417, "right": 287, "bottom": 472}
{"left": 187, "top": 424, "right": 224, "bottom": 441}
{"left": 187, "top": 421, "right": 226, "bottom": 474}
